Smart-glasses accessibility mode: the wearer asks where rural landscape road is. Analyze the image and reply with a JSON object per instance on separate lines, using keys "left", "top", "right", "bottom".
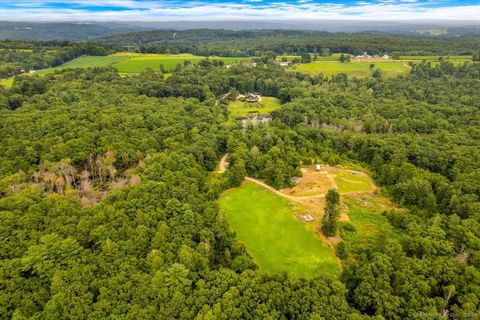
{"left": 220, "top": 154, "right": 325, "bottom": 203}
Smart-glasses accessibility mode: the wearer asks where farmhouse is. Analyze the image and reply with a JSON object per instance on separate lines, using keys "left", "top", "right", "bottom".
{"left": 278, "top": 61, "right": 290, "bottom": 67}
{"left": 382, "top": 54, "right": 390, "bottom": 59}
{"left": 245, "top": 93, "right": 261, "bottom": 103}
{"left": 356, "top": 52, "right": 372, "bottom": 59}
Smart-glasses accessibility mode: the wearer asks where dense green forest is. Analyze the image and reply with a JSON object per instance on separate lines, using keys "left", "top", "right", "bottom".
{"left": 99, "top": 29, "right": 480, "bottom": 56}
{"left": 0, "top": 39, "right": 479, "bottom": 319}
{"left": 0, "top": 41, "right": 111, "bottom": 78}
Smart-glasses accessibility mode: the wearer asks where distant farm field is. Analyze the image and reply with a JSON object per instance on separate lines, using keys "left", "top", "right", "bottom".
{"left": 227, "top": 96, "right": 282, "bottom": 117}
{"left": 37, "top": 53, "right": 250, "bottom": 74}
{"left": 114, "top": 53, "right": 249, "bottom": 73}
{"left": 399, "top": 55, "right": 472, "bottom": 61}
{"left": 219, "top": 181, "right": 340, "bottom": 278}
{"left": 277, "top": 54, "right": 341, "bottom": 62}
{"left": 290, "top": 61, "right": 411, "bottom": 78}
{"left": 37, "top": 55, "right": 128, "bottom": 74}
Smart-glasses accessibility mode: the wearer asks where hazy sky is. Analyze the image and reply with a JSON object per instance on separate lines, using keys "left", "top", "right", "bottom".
{"left": 3, "top": 0, "right": 480, "bottom": 21}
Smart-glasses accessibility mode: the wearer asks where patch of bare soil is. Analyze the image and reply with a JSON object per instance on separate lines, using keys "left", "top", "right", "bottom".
{"left": 281, "top": 167, "right": 335, "bottom": 197}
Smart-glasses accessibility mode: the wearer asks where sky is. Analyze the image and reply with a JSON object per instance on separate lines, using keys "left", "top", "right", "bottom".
{"left": 2, "top": 0, "right": 480, "bottom": 21}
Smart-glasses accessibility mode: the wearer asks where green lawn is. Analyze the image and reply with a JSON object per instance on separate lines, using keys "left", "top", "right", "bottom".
{"left": 290, "top": 61, "right": 411, "bottom": 78}
{"left": 219, "top": 182, "right": 340, "bottom": 278}
{"left": 334, "top": 171, "right": 374, "bottom": 193}
{"left": 227, "top": 97, "right": 281, "bottom": 117}
{"left": 114, "top": 53, "right": 249, "bottom": 73}
{"left": 37, "top": 55, "right": 129, "bottom": 74}
{"left": 35, "top": 53, "right": 249, "bottom": 74}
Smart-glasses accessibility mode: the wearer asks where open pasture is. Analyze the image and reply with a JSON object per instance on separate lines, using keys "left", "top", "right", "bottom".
{"left": 227, "top": 96, "right": 281, "bottom": 117}
{"left": 37, "top": 53, "right": 250, "bottom": 74}
{"left": 113, "top": 53, "right": 249, "bottom": 73}
{"left": 277, "top": 54, "right": 341, "bottom": 62}
{"left": 399, "top": 55, "right": 472, "bottom": 61}
{"left": 290, "top": 61, "right": 411, "bottom": 78}
{"left": 219, "top": 181, "right": 340, "bottom": 278}
{"left": 37, "top": 55, "right": 128, "bottom": 74}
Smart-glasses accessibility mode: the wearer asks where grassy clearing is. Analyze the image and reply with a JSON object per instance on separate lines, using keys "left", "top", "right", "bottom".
{"left": 227, "top": 97, "right": 281, "bottom": 117}
{"left": 399, "top": 55, "right": 472, "bottom": 61}
{"left": 114, "top": 53, "right": 250, "bottom": 73}
{"left": 36, "top": 53, "right": 250, "bottom": 74}
{"left": 277, "top": 54, "right": 341, "bottom": 62}
{"left": 37, "top": 55, "right": 129, "bottom": 74}
{"left": 219, "top": 181, "right": 340, "bottom": 278}
{"left": 339, "top": 196, "right": 400, "bottom": 252}
{"left": 333, "top": 170, "right": 374, "bottom": 193}
{"left": 290, "top": 61, "right": 410, "bottom": 78}
{"left": 0, "top": 77, "right": 14, "bottom": 88}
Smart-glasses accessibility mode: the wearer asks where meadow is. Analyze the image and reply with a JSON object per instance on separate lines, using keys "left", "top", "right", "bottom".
{"left": 36, "top": 55, "right": 128, "bottom": 74}
{"left": 34, "top": 53, "right": 250, "bottom": 74}
{"left": 339, "top": 197, "right": 399, "bottom": 253}
{"left": 399, "top": 55, "right": 472, "bottom": 61}
{"left": 219, "top": 181, "right": 340, "bottom": 278}
{"left": 227, "top": 97, "right": 282, "bottom": 117}
{"left": 277, "top": 54, "right": 341, "bottom": 62}
{"left": 333, "top": 170, "right": 374, "bottom": 193}
{"left": 290, "top": 60, "right": 411, "bottom": 78}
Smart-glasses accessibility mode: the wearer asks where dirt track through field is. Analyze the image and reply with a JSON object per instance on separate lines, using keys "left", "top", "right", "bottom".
{"left": 245, "top": 177, "right": 325, "bottom": 203}
{"left": 219, "top": 154, "right": 325, "bottom": 203}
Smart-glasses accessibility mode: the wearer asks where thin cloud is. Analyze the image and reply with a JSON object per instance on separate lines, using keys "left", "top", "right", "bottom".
{"left": 2, "top": 0, "right": 480, "bottom": 20}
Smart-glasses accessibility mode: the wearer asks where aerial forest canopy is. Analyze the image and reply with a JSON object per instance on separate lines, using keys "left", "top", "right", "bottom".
{"left": 98, "top": 29, "right": 480, "bottom": 56}
{"left": 0, "top": 37, "right": 479, "bottom": 319}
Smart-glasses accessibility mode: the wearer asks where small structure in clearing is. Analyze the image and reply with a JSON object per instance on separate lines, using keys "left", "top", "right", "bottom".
{"left": 315, "top": 164, "right": 322, "bottom": 171}
{"left": 245, "top": 93, "right": 261, "bottom": 103}
{"left": 382, "top": 54, "right": 390, "bottom": 59}
{"left": 356, "top": 52, "right": 372, "bottom": 59}
{"left": 295, "top": 213, "right": 314, "bottom": 222}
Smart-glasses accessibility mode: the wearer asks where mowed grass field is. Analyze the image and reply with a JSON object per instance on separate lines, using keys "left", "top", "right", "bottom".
{"left": 290, "top": 61, "right": 411, "bottom": 78}
{"left": 113, "top": 53, "right": 249, "bottom": 73}
{"left": 219, "top": 181, "right": 340, "bottom": 278}
{"left": 227, "top": 97, "right": 282, "bottom": 117}
{"left": 37, "top": 55, "right": 129, "bottom": 74}
{"left": 36, "top": 53, "right": 250, "bottom": 74}
{"left": 333, "top": 170, "right": 374, "bottom": 193}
